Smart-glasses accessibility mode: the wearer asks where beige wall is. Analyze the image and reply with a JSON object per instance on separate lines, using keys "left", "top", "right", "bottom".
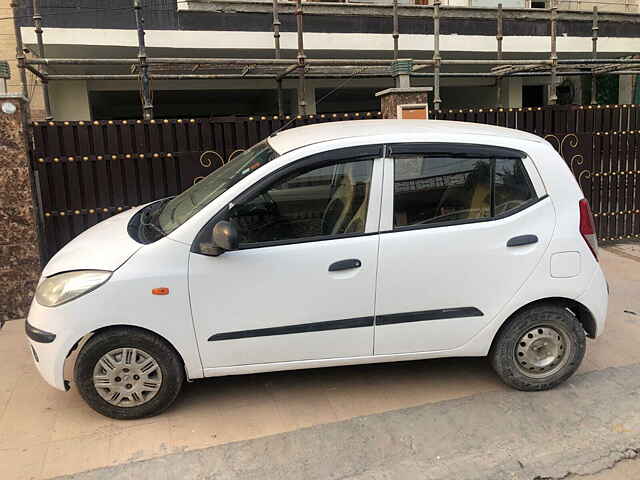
{"left": 49, "top": 80, "right": 90, "bottom": 120}
{"left": 557, "top": 0, "right": 639, "bottom": 13}
{"left": 0, "top": 0, "right": 44, "bottom": 119}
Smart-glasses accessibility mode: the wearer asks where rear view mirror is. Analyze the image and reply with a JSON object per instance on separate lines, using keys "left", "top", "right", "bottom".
{"left": 212, "top": 221, "right": 239, "bottom": 252}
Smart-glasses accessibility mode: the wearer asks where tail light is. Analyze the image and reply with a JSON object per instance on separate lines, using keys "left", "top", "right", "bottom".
{"left": 579, "top": 198, "right": 598, "bottom": 261}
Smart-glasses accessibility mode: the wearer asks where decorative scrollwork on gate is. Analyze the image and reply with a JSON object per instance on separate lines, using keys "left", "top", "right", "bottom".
{"left": 544, "top": 133, "right": 584, "bottom": 175}
{"left": 192, "top": 148, "right": 246, "bottom": 185}
{"left": 578, "top": 169, "right": 591, "bottom": 192}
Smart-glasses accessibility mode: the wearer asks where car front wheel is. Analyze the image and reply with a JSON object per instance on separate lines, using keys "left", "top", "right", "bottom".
{"left": 74, "top": 327, "right": 184, "bottom": 419}
{"left": 490, "top": 304, "right": 586, "bottom": 391}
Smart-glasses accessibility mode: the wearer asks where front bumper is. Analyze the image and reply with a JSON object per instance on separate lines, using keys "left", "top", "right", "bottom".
{"left": 25, "top": 320, "right": 56, "bottom": 343}
{"left": 25, "top": 301, "right": 79, "bottom": 391}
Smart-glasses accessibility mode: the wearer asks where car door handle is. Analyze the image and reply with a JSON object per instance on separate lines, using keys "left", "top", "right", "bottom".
{"left": 507, "top": 234, "right": 539, "bottom": 247}
{"left": 329, "top": 259, "right": 362, "bottom": 272}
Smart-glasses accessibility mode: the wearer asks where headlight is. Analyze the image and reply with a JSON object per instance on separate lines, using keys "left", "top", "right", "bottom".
{"left": 36, "top": 270, "right": 112, "bottom": 307}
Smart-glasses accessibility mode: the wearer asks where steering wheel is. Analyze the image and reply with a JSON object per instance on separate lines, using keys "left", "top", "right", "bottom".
{"left": 241, "top": 192, "right": 280, "bottom": 218}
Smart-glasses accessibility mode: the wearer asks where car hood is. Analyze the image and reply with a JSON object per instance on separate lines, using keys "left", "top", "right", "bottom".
{"left": 42, "top": 206, "right": 146, "bottom": 277}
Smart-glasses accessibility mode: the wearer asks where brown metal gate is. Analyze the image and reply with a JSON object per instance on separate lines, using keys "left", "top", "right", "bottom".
{"left": 30, "top": 106, "right": 640, "bottom": 260}
{"left": 30, "top": 112, "right": 382, "bottom": 259}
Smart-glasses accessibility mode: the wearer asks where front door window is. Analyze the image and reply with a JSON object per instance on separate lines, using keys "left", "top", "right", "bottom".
{"left": 228, "top": 159, "right": 374, "bottom": 246}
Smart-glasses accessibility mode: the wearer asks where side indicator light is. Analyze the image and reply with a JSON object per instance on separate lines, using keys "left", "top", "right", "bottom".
{"left": 152, "top": 287, "right": 170, "bottom": 296}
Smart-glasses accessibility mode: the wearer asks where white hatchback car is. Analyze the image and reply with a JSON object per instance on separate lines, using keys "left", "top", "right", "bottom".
{"left": 26, "top": 120, "right": 608, "bottom": 419}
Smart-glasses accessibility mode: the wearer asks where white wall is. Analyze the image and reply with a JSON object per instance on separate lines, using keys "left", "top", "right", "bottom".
{"left": 49, "top": 80, "right": 91, "bottom": 121}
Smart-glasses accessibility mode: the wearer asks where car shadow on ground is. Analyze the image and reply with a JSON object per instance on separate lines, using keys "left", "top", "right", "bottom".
{"left": 169, "top": 356, "right": 507, "bottom": 422}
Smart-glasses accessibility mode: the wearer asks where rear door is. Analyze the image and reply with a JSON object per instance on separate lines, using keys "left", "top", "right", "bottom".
{"left": 374, "top": 143, "right": 555, "bottom": 355}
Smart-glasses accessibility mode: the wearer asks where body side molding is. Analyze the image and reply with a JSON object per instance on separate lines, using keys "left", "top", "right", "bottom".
{"left": 208, "top": 307, "right": 484, "bottom": 341}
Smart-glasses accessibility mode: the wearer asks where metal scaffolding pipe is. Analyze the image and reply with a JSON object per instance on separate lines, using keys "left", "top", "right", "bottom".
{"left": 29, "top": 57, "right": 637, "bottom": 68}
{"left": 496, "top": 3, "right": 503, "bottom": 107}
{"left": 591, "top": 7, "right": 599, "bottom": 105}
{"left": 26, "top": 58, "right": 403, "bottom": 66}
{"left": 411, "top": 70, "right": 640, "bottom": 78}
{"left": 272, "top": 0, "right": 284, "bottom": 116}
{"left": 23, "top": 63, "right": 46, "bottom": 80}
{"left": 10, "top": 0, "right": 29, "bottom": 99}
{"left": 549, "top": 2, "right": 558, "bottom": 105}
{"left": 296, "top": 0, "right": 307, "bottom": 115}
{"left": 133, "top": 0, "right": 153, "bottom": 120}
{"left": 40, "top": 69, "right": 640, "bottom": 81}
{"left": 32, "top": 0, "right": 52, "bottom": 120}
{"left": 45, "top": 73, "right": 394, "bottom": 81}
{"left": 392, "top": 0, "right": 399, "bottom": 62}
{"left": 433, "top": 0, "right": 442, "bottom": 111}
{"left": 276, "top": 63, "right": 300, "bottom": 81}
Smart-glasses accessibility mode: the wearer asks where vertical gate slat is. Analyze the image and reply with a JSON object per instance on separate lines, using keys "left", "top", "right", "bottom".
{"left": 148, "top": 121, "right": 166, "bottom": 198}
{"left": 599, "top": 133, "right": 610, "bottom": 240}
{"left": 613, "top": 132, "right": 623, "bottom": 240}
{"left": 46, "top": 124, "right": 72, "bottom": 249}
{"left": 246, "top": 117, "right": 259, "bottom": 146}
{"left": 120, "top": 122, "right": 140, "bottom": 207}
{"left": 134, "top": 121, "right": 152, "bottom": 203}
{"left": 623, "top": 133, "right": 635, "bottom": 240}
{"left": 575, "top": 106, "right": 585, "bottom": 134}
{"left": 91, "top": 123, "right": 111, "bottom": 210}
{"left": 605, "top": 133, "right": 615, "bottom": 241}
{"left": 587, "top": 134, "right": 600, "bottom": 237}
{"left": 106, "top": 123, "right": 125, "bottom": 211}
{"left": 233, "top": 118, "right": 248, "bottom": 151}
{"left": 630, "top": 105, "right": 639, "bottom": 131}
{"left": 61, "top": 124, "right": 85, "bottom": 238}
{"left": 633, "top": 133, "right": 640, "bottom": 239}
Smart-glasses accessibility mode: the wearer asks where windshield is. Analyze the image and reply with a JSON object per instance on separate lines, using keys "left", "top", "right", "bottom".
{"left": 156, "top": 140, "right": 278, "bottom": 234}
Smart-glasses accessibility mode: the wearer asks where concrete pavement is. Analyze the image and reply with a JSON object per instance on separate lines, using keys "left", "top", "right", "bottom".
{"left": 1, "top": 246, "right": 639, "bottom": 479}
{"left": 59, "top": 361, "right": 640, "bottom": 480}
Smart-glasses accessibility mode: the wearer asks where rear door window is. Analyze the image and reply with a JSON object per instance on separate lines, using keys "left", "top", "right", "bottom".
{"left": 392, "top": 151, "right": 537, "bottom": 229}
{"left": 393, "top": 155, "right": 491, "bottom": 228}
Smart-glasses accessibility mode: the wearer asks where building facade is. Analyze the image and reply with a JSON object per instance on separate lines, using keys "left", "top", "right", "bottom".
{"left": 3, "top": 0, "right": 640, "bottom": 120}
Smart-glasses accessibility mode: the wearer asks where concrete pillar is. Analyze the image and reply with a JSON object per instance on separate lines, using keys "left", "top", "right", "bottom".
{"left": 376, "top": 87, "right": 433, "bottom": 119}
{"left": 0, "top": 95, "right": 42, "bottom": 321}
{"left": 619, "top": 75, "right": 634, "bottom": 105}
{"left": 500, "top": 77, "right": 523, "bottom": 108}
{"left": 49, "top": 80, "right": 91, "bottom": 121}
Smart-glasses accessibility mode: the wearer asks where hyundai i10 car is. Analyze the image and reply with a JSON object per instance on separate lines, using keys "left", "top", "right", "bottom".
{"left": 26, "top": 120, "right": 608, "bottom": 419}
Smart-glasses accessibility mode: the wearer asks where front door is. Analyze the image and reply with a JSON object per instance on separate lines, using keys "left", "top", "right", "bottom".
{"left": 374, "top": 145, "right": 555, "bottom": 355}
{"left": 190, "top": 151, "right": 383, "bottom": 369}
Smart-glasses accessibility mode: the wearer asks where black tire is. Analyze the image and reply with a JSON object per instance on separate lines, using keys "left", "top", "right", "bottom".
{"left": 74, "top": 327, "right": 184, "bottom": 419}
{"left": 490, "top": 304, "right": 586, "bottom": 391}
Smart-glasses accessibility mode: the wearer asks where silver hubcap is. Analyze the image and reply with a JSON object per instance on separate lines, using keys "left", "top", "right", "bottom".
{"left": 515, "top": 326, "right": 571, "bottom": 379}
{"left": 93, "top": 347, "right": 163, "bottom": 407}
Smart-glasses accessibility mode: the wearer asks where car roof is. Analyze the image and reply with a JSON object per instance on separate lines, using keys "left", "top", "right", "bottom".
{"left": 267, "top": 119, "right": 543, "bottom": 154}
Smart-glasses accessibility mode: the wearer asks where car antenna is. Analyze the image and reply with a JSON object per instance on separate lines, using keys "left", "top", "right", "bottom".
{"left": 270, "top": 67, "right": 369, "bottom": 138}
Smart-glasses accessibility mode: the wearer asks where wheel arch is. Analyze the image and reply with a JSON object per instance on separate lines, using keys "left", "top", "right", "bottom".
{"left": 490, "top": 297, "right": 597, "bottom": 354}
{"left": 64, "top": 324, "right": 188, "bottom": 384}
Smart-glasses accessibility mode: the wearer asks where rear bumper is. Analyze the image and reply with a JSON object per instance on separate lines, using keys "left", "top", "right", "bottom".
{"left": 576, "top": 265, "right": 608, "bottom": 338}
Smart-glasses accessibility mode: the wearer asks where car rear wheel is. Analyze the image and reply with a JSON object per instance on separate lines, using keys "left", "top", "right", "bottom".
{"left": 74, "top": 327, "right": 184, "bottom": 419}
{"left": 490, "top": 304, "right": 586, "bottom": 391}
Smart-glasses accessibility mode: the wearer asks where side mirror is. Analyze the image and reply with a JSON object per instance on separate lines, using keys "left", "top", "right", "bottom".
{"left": 212, "top": 220, "right": 239, "bottom": 252}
